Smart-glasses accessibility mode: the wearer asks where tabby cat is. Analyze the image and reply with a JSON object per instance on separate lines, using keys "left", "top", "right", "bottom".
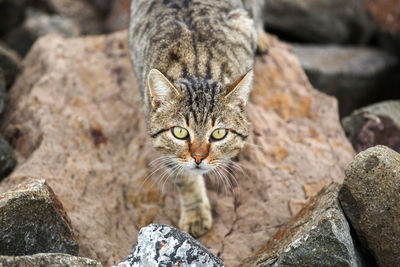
{"left": 129, "top": 0, "right": 267, "bottom": 237}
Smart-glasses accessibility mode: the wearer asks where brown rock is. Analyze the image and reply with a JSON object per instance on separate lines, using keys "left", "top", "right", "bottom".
{"left": 364, "top": 0, "right": 400, "bottom": 54}
{"left": 342, "top": 100, "right": 400, "bottom": 153}
{"left": 339, "top": 145, "right": 400, "bottom": 267}
{"left": 0, "top": 179, "right": 78, "bottom": 256}
{"left": 0, "top": 31, "right": 354, "bottom": 266}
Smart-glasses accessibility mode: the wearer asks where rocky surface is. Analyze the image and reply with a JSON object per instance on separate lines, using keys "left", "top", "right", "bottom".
{"left": 263, "top": 0, "right": 373, "bottom": 43}
{"left": 0, "top": 136, "right": 16, "bottom": 181}
{"left": 292, "top": 44, "right": 399, "bottom": 116}
{"left": 339, "top": 145, "right": 400, "bottom": 267}
{"left": 115, "top": 224, "right": 224, "bottom": 267}
{"left": 0, "top": 253, "right": 102, "bottom": 267}
{"left": 342, "top": 101, "right": 400, "bottom": 153}
{"left": 0, "top": 179, "right": 78, "bottom": 256}
{"left": 241, "top": 183, "right": 368, "bottom": 267}
{"left": 0, "top": 69, "right": 5, "bottom": 114}
{"left": 0, "top": 31, "right": 354, "bottom": 266}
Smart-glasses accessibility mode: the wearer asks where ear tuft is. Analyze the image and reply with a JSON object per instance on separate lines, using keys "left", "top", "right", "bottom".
{"left": 147, "top": 69, "right": 181, "bottom": 105}
{"left": 224, "top": 70, "right": 253, "bottom": 104}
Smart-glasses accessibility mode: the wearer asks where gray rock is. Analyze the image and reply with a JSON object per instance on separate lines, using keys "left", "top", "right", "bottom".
{"left": 0, "top": 44, "right": 21, "bottom": 89}
{"left": 114, "top": 224, "right": 224, "bottom": 267}
{"left": 339, "top": 145, "right": 400, "bottom": 267}
{"left": 0, "top": 135, "right": 16, "bottom": 180}
{"left": 342, "top": 101, "right": 400, "bottom": 153}
{"left": 45, "top": 0, "right": 103, "bottom": 34}
{"left": 292, "top": 44, "right": 400, "bottom": 116}
{"left": 241, "top": 183, "right": 368, "bottom": 267}
{"left": 0, "top": 178, "right": 78, "bottom": 256}
{"left": 263, "top": 0, "right": 373, "bottom": 44}
{"left": 0, "top": 253, "right": 102, "bottom": 267}
{"left": 4, "top": 8, "right": 81, "bottom": 57}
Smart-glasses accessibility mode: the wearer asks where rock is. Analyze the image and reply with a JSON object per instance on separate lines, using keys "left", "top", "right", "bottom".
{"left": 364, "top": 0, "right": 400, "bottom": 55}
{"left": 114, "top": 224, "right": 224, "bottom": 267}
{"left": 4, "top": 8, "right": 82, "bottom": 57}
{"left": 0, "top": 0, "right": 28, "bottom": 36}
{"left": 0, "top": 44, "right": 21, "bottom": 89}
{"left": 0, "top": 32, "right": 354, "bottom": 266}
{"left": 241, "top": 183, "right": 369, "bottom": 266}
{"left": 0, "top": 135, "right": 16, "bottom": 181}
{"left": 0, "top": 253, "right": 102, "bottom": 267}
{"left": 0, "top": 178, "right": 78, "bottom": 256}
{"left": 263, "top": 0, "right": 373, "bottom": 44}
{"left": 339, "top": 145, "right": 400, "bottom": 267}
{"left": 104, "top": 0, "right": 130, "bottom": 32}
{"left": 45, "top": 0, "right": 103, "bottom": 34}
{"left": 342, "top": 101, "right": 400, "bottom": 153}
{"left": 292, "top": 44, "right": 400, "bottom": 116}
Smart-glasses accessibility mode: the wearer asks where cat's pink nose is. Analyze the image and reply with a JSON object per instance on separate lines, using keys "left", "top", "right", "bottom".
{"left": 192, "top": 153, "right": 206, "bottom": 164}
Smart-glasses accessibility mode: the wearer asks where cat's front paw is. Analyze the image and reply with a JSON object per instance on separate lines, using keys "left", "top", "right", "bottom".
{"left": 179, "top": 206, "right": 212, "bottom": 238}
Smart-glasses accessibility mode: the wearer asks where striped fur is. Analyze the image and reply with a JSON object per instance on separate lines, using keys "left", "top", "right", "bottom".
{"left": 129, "top": 0, "right": 264, "bottom": 237}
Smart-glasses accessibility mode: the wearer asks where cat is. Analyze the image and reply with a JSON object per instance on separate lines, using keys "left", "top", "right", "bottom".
{"left": 129, "top": 0, "right": 267, "bottom": 237}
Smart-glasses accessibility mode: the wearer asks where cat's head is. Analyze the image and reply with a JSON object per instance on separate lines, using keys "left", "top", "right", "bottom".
{"left": 145, "top": 69, "right": 252, "bottom": 174}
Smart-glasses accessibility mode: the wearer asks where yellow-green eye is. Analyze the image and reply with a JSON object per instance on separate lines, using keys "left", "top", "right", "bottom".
{"left": 211, "top": 128, "right": 228, "bottom": 140}
{"left": 172, "top": 126, "right": 189, "bottom": 140}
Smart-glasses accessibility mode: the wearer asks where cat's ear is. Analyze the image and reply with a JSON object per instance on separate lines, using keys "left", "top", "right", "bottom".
{"left": 147, "top": 69, "right": 181, "bottom": 107}
{"left": 224, "top": 70, "right": 253, "bottom": 105}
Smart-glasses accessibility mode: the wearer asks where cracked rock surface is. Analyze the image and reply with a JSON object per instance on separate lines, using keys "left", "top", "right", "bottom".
{"left": 241, "top": 183, "right": 368, "bottom": 267}
{"left": 0, "top": 179, "right": 78, "bottom": 256}
{"left": 339, "top": 145, "right": 400, "bottom": 267}
{"left": 0, "top": 31, "right": 354, "bottom": 266}
{"left": 115, "top": 224, "right": 223, "bottom": 267}
{"left": 0, "top": 253, "right": 102, "bottom": 267}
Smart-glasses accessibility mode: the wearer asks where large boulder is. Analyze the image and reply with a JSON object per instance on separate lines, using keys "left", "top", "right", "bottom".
{"left": 263, "top": 0, "right": 373, "bottom": 44}
{"left": 241, "top": 183, "right": 370, "bottom": 267}
{"left": 0, "top": 253, "right": 102, "bottom": 267}
{"left": 292, "top": 44, "right": 399, "bottom": 117}
{"left": 115, "top": 224, "right": 224, "bottom": 267}
{"left": 342, "top": 101, "right": 400, "bottom": 153}
{"left": 0, "top": 179, "right": 78, "bottom": 256}
{"left": 339, "top": 145, "right": 400, "bottom": 267}
{"left": 0, "top": 32, "right": 354, "bottom": 266}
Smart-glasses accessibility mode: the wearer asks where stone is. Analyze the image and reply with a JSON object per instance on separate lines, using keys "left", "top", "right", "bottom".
{"left": 0, "top": 135, "right": 16, "bottom": 181}
{"left": 364, "top": 0, "right": 400, "bottom": 55}
{"left": 45, "top": 0, "right": 103, "bottom": 34}
{"left": 0, "top": 32, "right": 354, "bottom": 266}
{"left": 114, "top": 224, "right": 224, "bottom": 267}
{"left": 104, "top": 0, "right": 130, "bottom": 32}
{"left": 339, "top": 145, "right": 400, "bottom": 267}
{"left": 0, "top": 44, "right": 21, "bottom": 89}
{"left": 342, "top": 101, "right": 400, "bottom": 153}
{"left": 292, "top": 44, "right": 400, "bottom": 116}
{"left": 0, "top": 253, "right": 102, "bottom": 267}
{"left": 4, "top": 8, "right": 82, "bottom": 57}
{"left": 263, "top": 0, "right": 373, "bottom": 44}
{"left": 241, "top": 183, "right": 369, "bottom": 267}
{"left": 0, "top": 0, "right": 29, "bottom": 36}
{"left": 0, "top": 179, "right": 78, "bottom": 256}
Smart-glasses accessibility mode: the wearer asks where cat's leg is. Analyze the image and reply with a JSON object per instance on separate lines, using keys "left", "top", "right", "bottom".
{"left": 175, "top": 170, "right": 212, "bottom": 237}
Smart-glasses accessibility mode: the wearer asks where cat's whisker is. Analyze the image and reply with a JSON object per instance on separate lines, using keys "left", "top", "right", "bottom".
{"left": 219, "top": 163, "right": 241, "bottom": 198}
{"left": 161, "top": 164, "right": 181, "bottom": 195}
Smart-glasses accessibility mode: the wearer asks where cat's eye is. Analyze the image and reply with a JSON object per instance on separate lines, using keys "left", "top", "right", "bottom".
{"left": 171, "top": 126, "right": 189, "bottom": 140}
{"left": 211, "top": 128, "right": 228, "bottom": 141}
